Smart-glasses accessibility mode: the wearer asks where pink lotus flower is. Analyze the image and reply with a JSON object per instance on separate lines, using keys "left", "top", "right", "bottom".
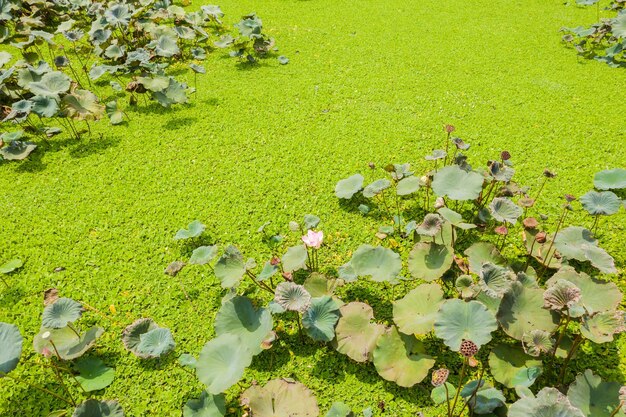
{"left": 302, "top": 230, "right": 323, "bottom": 249}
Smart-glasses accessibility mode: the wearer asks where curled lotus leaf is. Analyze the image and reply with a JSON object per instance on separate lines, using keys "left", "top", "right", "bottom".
{"left": 274, "top": 282, "right": 311, "bottom": 313}
{"left": 214, "top": 296, "right": 273, "bottom": 355}
{"left": 189, "top": 245, "right": 218, "bottom": 265}
{"left": 580, "top": 311, "right": 625, "bottom": 344}
{"left": 509, "top": 387, "right": 584, "bottom": 417}
{"left": 464, "top": 242, "right": 507, "bottom": 275}
{"left": 350, "top": 245, "right": 401, "bottom": 283}
{"left": 373, "top": 326, "right": 435, "bottom": 387}
{"left": 62, "top": 89, "right": 105, "bottom": 121}
{"left": 488, "top": 344, "right": 542, "bottom": 388}
{"left": 0, "top": 141, "right": 37, "bottom": 161}
{"left": 434, "top": 299, "right": 498, "bottom": 351}
{"left": 0, "top": 322, "right": 23, "bottom": 376}
{"left": 548, "top": 267, "right": 622, "bottom": 315}
{"left": 432, "top": 165, "right": 485, "bottom": 201}
{"left": 478, "top": 263, "right": 515, "bottom": 299}
{"left": 335, "top": 174, "right": 364, "bottom": 199}
{"left": 593, "top": 169, "right": 626, "bottom": 190}
{"left": 214, "top": 246, "right": 246, "bottom": 288}
{"left": 396, "top": 176, "right": 421, "bottom": 196}
{"left": 567, "top": 370, "right": 626, "bottom": 417}
{"left": 393, "top": 283, "right": 444, "bottom": 335}
{"left": 183, "top": 391, "right": 226, "bottom": 417}
{"left": 362, "top": 179, "right": 391, "bottom": 198}
{"left": 281, "top": 245, "right": 308, "bottom": 273}
{"left": 489, "top": 161, "right": 515, "bottom": 182}
{"left": 522, "top": 330, "right": 554, "bottom": 357}
{"left": 197, "top": 334, "right": 253, "bottom": 395}
{"left": 543, "top": 279, "right": 582, "bottom": 312}
{"left": 302, "top": 296, "right": 341, "bottom": 342}
{"left": 489, "top": 197, "right": 523, "bottom": 225}
{"left": 333, "top": 302, "right": 385, "bottom": 362}
{"left": 72, "top": 399, "right": 124, "bottom": 417}
{"left": 122, "top": 318, "right": 174, "bottom": 358}
{"left": 32, "top": 95, "right": 59, "bottom": 117}
{"left": 240, "top": 379, "right": 319, "bottom": 417}
{"left": 35, "top": 326, "right": 104, "bottom": 360}
{"left": 461, "top": 382, "right": 506, "bottom": 415}
{"left": 105, "top": 101, "right": 123, "bottom": 125}
{"left": 28, "top": 71, "right": 71, "bottom": 97}
{"left": 104, "top": 4, "right": 131, "bottom": 26}
{"left": 416, "top": 213, "right": 443, "bottom": 237}
{"left": 579, "top": 191, "right": 621, "bottom": 216}
{"left": 455, "top": 275, "right": 478, "bottom": 299}
{"left": 407, "top": 242, "right": 453, "bottom": 282}
{"left": 42, "top": 297, "right": 83, "bottom": 329}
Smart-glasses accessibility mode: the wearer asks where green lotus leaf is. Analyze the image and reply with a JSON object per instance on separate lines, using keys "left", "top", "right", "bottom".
{"left": 363, "top": 179, "right": 391, "bottom": 198}
{"left": 579, "top": 191, "right": 621, "bottom": 216}
{"left": 425, "top": 149, "right": 446, "bottom": 161}
{"left": 304, "top": 214, "right": 321, "bottom": 229}
{"left": 240, "top": 379, "right": 319, "bottom": 417}
{"left": 104, "top": 4, "right": 131, "bottom": 26}
{"left": 543, "top": 279, "right": 582, "bottom": 314}
{"left": 396, "top": 176, "right": 421, "bottom": 196}
{"left": 437, "top": 207, "right": 476, "bottom": 229}
{"left": 407, "top": 242, "right": 452, "bottom": 282}
{"left": 432, "top": 165, "right": 484, "bottom": 201}
{"left": 104, "top": 44, "right": 125, "bottom": 60}
{"left": 489, "top": 197, "right": 523, "bottom": 225}
{"left": 303, "top": 296, "right": 341, "bottom": 342}
{"left": 581, "top": 244, "right": 617, "bottom": 274}
{"left": 489, "top": 161, "right": 515, "bottom": 182}
{"left": 0, "top": 259, "right": 23, "bottom": 274}
{"left": 333, "top": 302, "right": 385, "bottom": 362}
{"left": 304, "top": 273, "right": 338, "bottom": 298}
{"left": 214, "top": 246, "right": 245, "bottom": 288}
{"left": 522, "top": 329, "right": 554, "bottom": 357}
{"left": 0, "top": 51, "right": 11, "bottom": 68}
{"left": 497, "top": 282, "right": 559, "bottom": 341}
{"left": 183, "top": 391, "right": 226, "bottom": 417}
{"left": 153, "top": 78, "right": 188, "bottom": 107}
{"left": 274, "top": 282, "right": 311, "bottom": 312}
{"left": 464, "top": 242, "right": 507, "bottom": 275}
{"left": 613, "top": 13, "right": 626, "bottom": 38}
{"left": 42, "top": 297, "right": 83, "bottom": 328}
{"left": 196, "top": 333, "right": 253, "bottom": 395}
{"left": 191, "top": 47, "right": 207, "bottom": 60}
{"left": 509, "top": 387, "right": 584, "bottom": 417}
{"left": 32, "top": 95, "right": 59, "bottom": 118}
{"left": 281, "top": 245, "right": 308, "bottom": 272}
{"left": 152, "top": 35, "right": 179, "bottom": 57}
{"left": 28, "top": 71, "right": 71, "bottom": 97}
{"left": 554, "top": 227, "right": 597, "bottom": 260}
{"left": 325, "top": 402, "right": 353, "bottom": 417}
{"left": 0, "top": 131, "right": 24, "bottom": 143}
{"left": 338, "top": 262, "right": 357, "bottom": 282}
{"left": 58, "top": 327, "right": 104, "bottom": 360}
{"left": 350, "top": 245, "right": 401, "bottom": 283}
{"left": 74, "top": 357, "right": 115, "bottom": 392}
{"left": 593, "top": 169, "right": 626, "bottom": 190}
{"left": 431, "top": 382, "right": 455, "bottom": 405}
{"left": 63, "top": 89, "right": 105, "bottom": 121}
{"left": 0, "top": 322, "right": 22, "bottom": 376}
{"left": 257, "top": 262, "right": 279, "bottom": 281}
{"left": 456, "top": 275, "right": 478, "bottom": 299}
{"left": 434, "top": 299, "right": 498, "bottom": 351}
{"left": 335, "top": 174, "right": 364, "bottom": 199}
{"left": 567, "top": 369, "right": 626, "bottom": 417}
{"left": 0, "top": 142, "right": 37, "bottom": 161}
{"left": 189, "top": 245, "right": 218, "bottom": 265}
{"left": 214, "top": 296, "right": 273, "bottom": 355}
{"left": 393, "top": 283, "right": 444, "bottom": 335}
{"left": 136, "top": 328, "right": 175, "bottom": 358}
{"left": 138, "top": 76, "right": 170, "bottom": 93}
{"left": 34, "top": 326, "right": 81, "bottom": 357}
{"left": 488, "top": 344, "right": 542, "bottom": 388}
{"left": 580, "top": 311, "right": 625, "bottom": 344}
{"left": 548, "top": 267, "right": 622, "bottom": 315}
{"left": 461, "top": 382, "right": 506, "bottom": 415}
{"left": 179, "top": 353, "right": 197, "bottom": 369}
{"left": 72, "top": 399, "right": 124, "bottom": 417}
{"left": 416, "top": 213, "right": 443, "bottom": 237}
{"left": 478, "top": 263, "right": 515, "bottom": 299}
{"left": 105, "top": 101, "right": 123, "bottom": 125}
{"left": 373, "top": 326, "right": 435, "bottom": 387}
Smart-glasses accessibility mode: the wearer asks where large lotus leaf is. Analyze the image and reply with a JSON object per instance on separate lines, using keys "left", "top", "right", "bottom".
{"left": 28, "top": 71, "right": 70, "bottom": 97}
{"left": 241, "top": 379, "right": 319, "bottom": 417}
{"left": 42, "top": 297, "right": 83, "bottom": 328}
{"left": 350, "top": 245, "right": 401, "bottom": 283}
{"left": 281, "top": 245, "right": 308, "bottom": 272}
{"left": 373, "top": 326, "right": 435, "bottom": 387}
{"left": 548, "top": 267, "right": 622, "bottom": 314}
{"left": 197, "top": 334, "right": 253, "bottom": 395}
{"left": 335, "top": 174, "right": 364, "bottom": 199}
{"left": 464, "top": 242, "right": 507, "bottom": 275}
{"left": 333, "top": 302, "right": 385, "bottom": 362}
{"left": 0, "top": 259, "right": 23, "bottom": 274}
{"left": 509, "top": 387, "right": 584, "bottom": 417}
{"left": 104, "top": 4, "right": 131, "bottom": 26}
{"left": 580, "top": 311, "right": 625, "bottom": 344}
{"left": 594, "top": 169, "right": 626, "bottom": 190}
{"left": 363, "top": 179, "right": 391, "bottom": 198}
{"left": 434, "top": 299, "right": 498, "bottom": 351}
{"left": 153, "top": 35, "right": 180, "bottom": 57}
{"left": 138, "top": 76, "right": 171, "bottom": 93}
{"left": 325, "top": 403, "right": 353, "bottom": 417}
{"left": 31, "top": 95, "right": 59, "bottom": 117}
{"left": 0, "top": 142, "right": 37, "bottom": 161}
{"left": 613, "top": 13, "right": 626, "bottom": 38}
{"left": 74, "top": 357, "right": 115, "bottom": 392}
{"left": 579, "top": 191, "right": 621, "bottom": 215}
{"left": 214, "top": 246, "right": 246, "bottom": 288}
{"left": 581, "top": 245, "right": 617, "bottom": 274}
{"left": 393, "top": 283, "right": 444, "bottom": 335}
{"left": 73, "top": 400, "right": 124, "bottom": 417}
{"left": 302, "top": 296, "right": 341, "bottom": 342}
{"left": 35, "top": 326, "right": 104, "bottom": 360}
{"left": 438, "top": 207, "right": 476, "bottom": 229}
{"left": 183, "top": 391, "right": 226, "bottom": 417}
{"left": 488, "top": 344, "right": 542, "bottom": 388}
{"left": 478, "top": 263, "right": 515, "bottom": 299}
{"left": 136, "top": 328, "right": 175, "bottom": 358}
{"left": 396, "top": 176, "right": 421, "bottom": 196}
{"left": 274, "top": 282, "right": 311, "bottom": 312}
{"left": 189, "top": 245, "right": 218, "bottom": 265}
{"left": 407, "top": 242, "right": 452, "bottom": 282}
{"left": 489, "top": 197, "right": 523, "bottom": 225}
{"left": 497, "top": 282, "right": 559, "bottom": 341}
{"left": 567, "top": 369, "right": 626, "bottom": 417}
{"left": 63, "top": 89, "right": 105, "bottom": 121}
{"left": 214, "top": 296, "right": 273, "bottom": 355}
{"left": 0, "top": 322, "right": 22, "bottom": 376}
{"left": 554, "top": 227, "right": 597, "bottom": 261}
{"left": 432, "top": 165, "right": 485, "bottom": 200}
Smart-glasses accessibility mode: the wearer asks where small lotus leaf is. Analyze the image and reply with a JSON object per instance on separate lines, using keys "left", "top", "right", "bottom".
{"left": 214, "top": 246, "right": 246, "bottom": 288}
{"left": 580, "top": 311, "right": 625, "bottom": 344}
{"left": 240, "top": 379, "right": 319, "bottom": 417}
{"left": 393, "top": 283, "right": 444, "bottom": 335}
{"left": 432, "top": 165, "right": 485, "bottom": 201}
{"left": 214, "top": 296, "right": 273, "bottom": 355}
{"left": 488, "top": 344, "right": 542, "bottom": 388}
{"left": 196, "top": 334, "right": 253, "bottom": 394}
{"left": 489, "top": 197, "right": 523, "bottom": 225}
{"left": 325, "top": 402, "right": 353, "bottom": 417}
{"left": 579, "top": 191, "right": 621, "bottom": 216}
{"left": 72, "top": 400, "right": 124, "bottom": 417}
{"left": 594, "top": 169, "right": 626, "bottom": 190}
{"left": 183, "top": 391, "right": 226, "bottom": 417}
{"left": 174, "top": 220, "right": 205, "bottom": 240}
{"left": 333, "top": 302, "right": 385, "bottom": 362}
{"left": 74, "top": 357, "right": 115, "bottom": 392}
{"left": 350, "top": 245, "right": 401, "bottom": 283}
{"left": 434, "top": 299, "right": 498, "bottom": 351}
{"left": 257, "top": 262, "right": 279, "bottom": 281}
{"left": 509, "top": 387, "right": 584, "bottom": 417}
{"left": 136, "top": 328, "right": 175, "bottom": 358}
{"left": 42, "top": 297, "right": 83, "bottom": 328}
{"left": 122, "top": 318, "right": 160, "bottom": 358}
{"left": 363, "top": 179, "right": 391, "bottom": 198}
{"left": 396, "top": 176, "right": 421, "bottom": 196}
{"left": 304, "top": 214, "right": 321, "bottom": 229}
{"left": 281, "top": 245, "right": 308, "bottom": 272}
{"left": 335, "top": 174, "right": 364, "bottom": 199}
{"left": 478, "top": 263, "right": 515, "bottom": 299}
{"left": 0, "top": 259, "right": 23, "bottom": 274}
{"left": 189, "top": 246, "right": 218, "bottom": 265}
{"left": 274, "top": 282, "right": 311, "bottom": 312}
{"left": 302, "top": 296, "right": 341, "bottom": 342}
{"left": 416, "top": 213, "right": 443, "bottom": 237}
{"left": 522, "top": 329, "right": 554, "bottom": 357}
{"left": 567, "top": 369, "right": 625, "bottom": 417}
{"left": 407, "top": 242, "right": 453, "bottom": 282}
{"left": 0, "top": 322, "right": 22, "bottom": 376}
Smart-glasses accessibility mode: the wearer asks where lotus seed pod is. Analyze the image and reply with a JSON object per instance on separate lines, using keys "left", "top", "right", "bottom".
{"left": 564, "top": 194, "right": 576, "bottom": 202}
{"left": 434, "top": 197, "right": 445, "bottom": 209}
{"left": 501, "top": 151, "right": 511, "bottom": 161}
{"left": 445, "top": 124, "right": 455, "bottom": 133}
{"left": 419, "top": 175, "right": 431, "bottom": 187}
{"left": 459, "top": 339, "right": 478, "bottom": 358}
{"left": 522, "top": 217, "right": 539, "bottom": 230}
{"left": 543, "top": 169, "right": 556, "bottom": 178}
{"left": 431, "top": 368, "right": 450, "bottom": 387}
{"left": 270, "top": 257, "right": 280, "bottom": 266}
{"left": 535, "top": 231, "right": 547, "bottom": 244}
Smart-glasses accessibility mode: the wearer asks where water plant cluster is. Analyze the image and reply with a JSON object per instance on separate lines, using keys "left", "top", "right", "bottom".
{"left": 0, "top": 0, "right": 277, "bottom": 160}
{"left": 3, "top": 125, "right": 624, "bottom": 416}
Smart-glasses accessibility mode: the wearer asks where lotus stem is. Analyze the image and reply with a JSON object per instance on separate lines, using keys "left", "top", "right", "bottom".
{"left": 393, "top": 190, "right": 402, "bottom": 234}
{"left": 444, "top": 383, "right": 451, "bottom": 417}
{"left": 609, "top": 402, "right": 624, "bottom": 417}
{"left": 379, "top": 191, "right": 393, "bottom": 219}
{"left": 67, "top": 323, "right": 81, "bottom": 338}
{"left": 0, "top": 372, "right": 74, "bottom": 406}
{"left": 458, "top": 363, "right": 485, "bottom": 417}
{"left": 449, "top": 358, "right": 468, "bottom": 417}
{"left": 558, "top": 333, "right": 583, "bottom": 385}
{"left": 245, "top": 270, "right": 273, "bottom": 294}
{"left": 551, "top": 310, "right": 571, "bottom": 359}
{"left": 294, "top": 311, "right": 304, "bottom": 343}
{"left": 591, "top": 214, "right": 600, "bottom": 235}
{"left": 534, "top": 176, "right": 549, "bottom": 203}
{"left": 444, "top": 131, "right": 451, "bottom": 165}
{"left": 523, "top": 234, "right": 538, "bottom": 272}
{"left": 47, "top": 350, "right": 76, "bottom": 406}
{"left": 0, "top": 276, "right": 9, "bottom": 288}
{"left": 543, "top": 207, "right": 568, "bottom": 272}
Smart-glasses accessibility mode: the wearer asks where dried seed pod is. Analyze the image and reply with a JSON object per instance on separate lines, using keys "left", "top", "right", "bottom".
{"left": 459, "top": 339, "right": 479, "bottom": 358}
{"left": 431, "top": 368, "right": 450, "bottom": 387}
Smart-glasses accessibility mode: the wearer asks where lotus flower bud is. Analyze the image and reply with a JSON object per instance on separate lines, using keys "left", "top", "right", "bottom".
{"left": 500, "top": 151, "right": 511, "bottom": 161}
{"left": 523, "top": 217, "right": 539, "bottom": 230}
{"left": 494, "top": 225, "right": 508, "bottom": 235}
{"left": 270, "top": 257, "right": 280, "bottom": 266}
{"left": 431, "top": 368, "right": 450, "bottom": 387}
{"left": 459, "top": 339, "right": 478, "bottom": 358}
{"left": 468, "top": 357, "right": 479, "bottom": 367}
{"left": 445, "top": 124, "right": 455, "bottom": 133}
{"left": 543, "top": 169, "right": 556, "bottom": 178}
{"left": 535, "top": 231, "right": 547, "bottom": 244}
{"left": 434, "top": 197, "right": 445, "bottom": 209}
{"left": 419, "top": 175, "right": 431, "bottom": 187}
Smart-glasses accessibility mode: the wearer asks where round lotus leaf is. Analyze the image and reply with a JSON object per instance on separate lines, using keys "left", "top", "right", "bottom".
{"left": 302, "top": 296, "right": 341, "bottom": 342}
{"left": 396, "top": 176, "right": 421, "bottom": 196}
{"left": 183, "top": 391, "right": 226, "bottom": 417}
{"left": 363, "top": 179, "right": 391, "bottom": 198}
{"left": 31, "top": 95, "right": 59, "bottom": 118}
{"left": 407, "top": 242, "right": 452, "bottom": 282}
{"left": 509, "top": 387, "right": 584, "bottom": 417}
{"left": 434, "top": 299, "right": 498, "bottom": 351}
{"left": 581, "top": 244, "right": 617, "bottom": 274}
{"left": 42, "top": 297, "right": 83, "bottom": 329}
{"left": 274, "top": 282, "right": 311, "bottom": 313}
{"left": 28, "top": 71, "right": 71, "bottom": 97}
{"left": 579, "top": 191, "right": 621, "bottom": 216}
{"left": 497, "top": 282, "right": 559, "bottom": 341}
{"left": 567, "top": 369, "right": 626, "bottom": 417}
{"left": 197, "top": 333, "right": 253, "bottom": 394}
{"left": 154, "top": 34, "right": 180, "bottom": 57}
{"left": 62, "top": 89, "right": 105, "bottom": 121}
{"left": 335, "top": 174, "right": 364, "bottom": 199}
{"left": 489, "top": 197, "right": 523, "bottom": 225}
{"left": 304, "top": 273, "right": 337, "bottom": 298}
{"left": 214, "top": 296, "right": 273, "bottom": 355}
{"left": 522, "top": 329, "right": 554, "bottom": 357}
{"left": 488, "top": 344, "right": 542, "bottom": 388}
{"left": 416, "top": 213, "right": 443, "bottom": 237}
{"left": 393, "top": 283, "right": 444, "bottom": 335}
{"left": 554, "top": 227, "right": 597, "bottom": 261}
{"left": 74, "top": 357, "right": 115, "bottom": 392}
{"left": 580, "top": 311, "right": 625, "bottom": 344}
{"left": 104, "top": 4, "right": 131, "bottom": 26}
{"left": 122, "top": 318, "right": 158, "bottom": 357}
{"left": 72, "top": 399, "right": 124, "bottom": 417}
{"left": 333, "top": 302, "right": 385, "bottom": 362}
{"left": 0, "top": 259, "right": 22, "bottom": 274}
{"left": 431, "top": 382, "right": 455, "bottom": 404}
{"left": 189, "top": 245, "right": 218, "bottom": 265}
{"left": 464, "top": 242, "right": 507, "bottom": 275}
{"left": 613, "top": 13, "right": 626, "bottom": 37}
{"left": 548, "top": 267, "right": 622, "bottom": 315}
{"left": 373, "top": 326, "right": 435, "bottom": 387}
{"left": 594, "top": 169, "right": 626, "bottom": 190}
{"left": 0, "top": 142, "right": 37, "bottom": 161}
{"left": 281, "top": 245, "right": 308, "bottom": 273}
{"left": 350, "top": 245, "right": 401, "bottom": 283}
{"left": 241, "top": 379, "right": 319, "bottom": 417}
{"left": 214, "top": 246, "right": 246, "bottom": 288}
{"left": 432, "top": 165, "right": 485, "bottom": 201}
{"left": 325, "top": 402, "right": 353, "bottom": 417}
{"left": 0, "top": 322, "right": 22, "bottom": 376}
{"left": 478, "top": 263, "right": 515, "bottom": 299}
{"left": 136, "top": 328, "right": 175, "bottom": 358}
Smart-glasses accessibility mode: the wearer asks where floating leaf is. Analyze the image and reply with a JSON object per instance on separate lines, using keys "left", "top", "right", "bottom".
{"left": 74, "top": 357, "right": 115, "bottom": 392}
{"left": 432, "top": 165, "right": 484, "bottom": 201}
{"left": 594, "top": 169, "right": 626, "bottom": 190}
{"left": 333, "top": 302, "right": 385, "bottom": 362}
{"left": 105, "top": 101, "right": 123, "bottom": 125}
{"left": 196, "top": 334, "right": 253, "bottom": 395}
{"left": 72, "top": 400, "right": 124, "bottom": 417}
{"left": 434, "top": 299, "right": 498, "bottom": 351}
{"left": 580, "top": 311, "right": 625, "bottom": 344}
{"left": 189, "top": 246, "right": 218, "bottom": 265}
{"left": 489, "top": 197, "right": 523, "bottom": 225}
{"left": 567, "top": 370, "right": 625, "bottom": 417}
{"left": 42, "top": 298, "right": 83, "bottom": 329}
{"left": 183, "top": 391, "right": 226, "bottom": 417}
{"left": 579, "top": 191, "right": 621, "bottom": 216}
{"left": 240, "top": 379, "right": 319, "bottom": 417}
{"left": 136, "top": 328, "right": 175, "bottom": 358}
{"left": 0, "top": 142, "right": 37, "bottom": 161}
{"left": 488, "top": 344, "right": 542, "bottom": 388}
{"left": 464, "top": 242, "right": 507, "bottom": 275}
{"left": 407, "top": 242, "right": 453, "bottom": 282}
{"left": 363, "top": 179, "right": 391, "bottom": 198}
{"left": 277, "top": 56, "right": 289, "bottom": 65}
{"left": 214, "top": 296, "right": 273, "bottom": 355}
{"left": 478, "top": 263, "right": 515, "bottom": 299}
{"left": 350, "top": 245, "right": 401, "bottom": 283}
{"left": 396, "top": 176, "right": 421, "bottom": 196}
{"left": 0, "top": 322, "right": 22, "bottom": 376}
{"left": 274, "top": 282, "right": 311, "bottom": 312}
{"left": 0, "top": 259, "right": 23, "bottom": 274}
{"left": 335, "top": 174, "right": 364, "bottom": 199}
{"left": 393, "top": 283, "right": 444, "bottom": 335}
{"left": 174, "top": 220, "right": 205, "bottom": 240}
{"left": 282, "top": 245, "right": 308, "bottom": 272}
{"left": 302, "top": 296, "right": 341, "bottom": 342}
{"left": 214, "top": 246, "right": 246, "bottom": 288}
{"left": 509, "top": 387, "right": 584, "bottom": 417}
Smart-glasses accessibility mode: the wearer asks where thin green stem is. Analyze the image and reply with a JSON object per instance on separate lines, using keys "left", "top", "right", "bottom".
{"left": 459, "top": 364, "right": 485, "bottom": 417}
{"left": 543, "top": 208, "right": 568, "bottom": 271}
{"left": 558, "top": 333, "right": 583, "bottom": 385}
{"left": 444, "top": 383, "right": 451, "bottom": 417}
{"left": 450, "top": 358, "right": 468, "bottom": 417}
{"left": 0, "top": 372, "right": 74, "bottom": 406}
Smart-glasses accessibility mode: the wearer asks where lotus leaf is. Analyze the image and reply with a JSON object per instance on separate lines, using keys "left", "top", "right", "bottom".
{"left": 567, "top": 369, "right": 626, "bottom": 417}
{"left": 32, "top": 95, "right": 59, "bottom": 118}
{"left": 325, "top": 402, "right": 353, "bottom": 417}
{"left": 304, "top": 214, "right": 321, "bottom": 229}
{"left": 42, "top": 297, "right": 83, "bottom": 328}
{"left": 478, "top": 263, "right": 515, "bottom": 298}
{"left": 105, "top": 4, "right": 131, "bottom": 26}
{"left": 274, "top": 282, "right": 311, "bottom": 312}
{"left": 183, "top": 391, "right": 226, "bottom": 417}
{"left": 74, "top": 357, "right": 115, "bottom": 392}
{"left": 333, "top": 302, "right": 385, "bottom": 362}
{"left": 35, "top": 326, "right": 104, "bottom": 360}
{"left": 72, "top": 400, "right": 124, "bottom": 417}
{"left": 214, "top": 296, "right": 273, "bottom": 355}
{"left": 437, "top": 207, "right": 476, "bottom": 229}
{"left": 214, "top": 246, "right": 246, "bottom": 288}
{"left": 548, "top": 267, "right": 622, "bottom": 314}
{"left": 461, "top": 382, "right": 506, "bottom": 415}
{"left": 396, "top": 176, "right": 421, "bottom": 195}
{"left": 522, "top": 329, "right": 554, "bottom": 357}
{"left": 189, "top": 245, "right": 218, "bottom": 265}
{"left": 0, "top": 259, "right": 22, "bottom": 274}
{"left": 432, "top": 165, "right": 484, "bottom": 200}
{"left": 196, "top": 334, "right": 253, "bottom": 394}
{"left": 488, "top": 344, "right": 542, "bottom": 388}
{"left": 0, "top": 142, "right": 37, "bottom": 161}
{"left": 489, "top": 197, "right": 523, "bottom": 225}
{"left": 434, "top": 299, "right": 498, "bottom": 351}
{"left": 135, "top": 328, "right": 175, "bottom": 358}
{"left": 0, "top": 322, "right": 22, "bottom": 376}
{"left": 509, "top": 387, "right": 584, "bottom": 417}
{"left": 335, "top": 174, "right": 364, "bottom": 199}
{"left": 302, "top": 296, "right": 341, "bottom": 342}
{"left": 257, "top": 262, "right": 279, "bottom": 281}
{"left": 281, "top": 245, "right": 308, "bottom": 272}
{"left": 240, "top": 379, "right": 319, "bottom": 417}
{"left": 63, "top": 89, "right": 105, "bottom": 120}
{"left": 393, "top": 283, "right": 444, "bottom": 335}
{"left": 464, "top": 242, "right": 507, "bottom": 275}
{"left": 407, "top": 242, "right": 452, "bottom": 282}
{"left": 580, "top": 311, "right": 625, "bottom": 344}
{"left": 579, "top": 191, "right": 621, "bottom": 216}
{"left": 350, "top": 245, "right": 401, "bottom": 283}
{"left": 363, "top": 179, "right": 391, "bottom": 198}
{"left": 304, "top": 273, "right": 338, "bottom": 298}
{"left": 594, "top": 169, "right": 626, "bottom": 190}
{"left": 28, "top": 71, "right": 70, "bottom": 97}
